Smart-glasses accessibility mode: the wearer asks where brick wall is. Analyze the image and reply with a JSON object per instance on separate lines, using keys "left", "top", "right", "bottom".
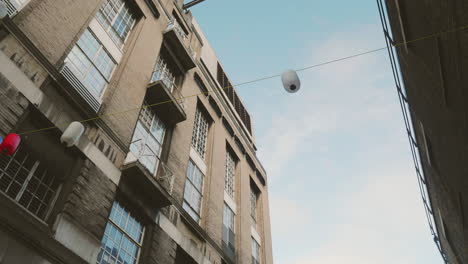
{"left": 142, "top": 224, "right": 177, "bottom": 264}
{"left": 62, "top": 159, "right": 117, "bottom": 240}
{"left": 0, "top": 72, "right": 29, "bottom": 136}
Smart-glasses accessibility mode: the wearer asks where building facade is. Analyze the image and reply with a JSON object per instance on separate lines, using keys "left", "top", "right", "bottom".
{"left": 0, "top": 0, "right": 273, "bottom": 263}
{"left": 378, "top": 0, "right": 467, "bottom": 263}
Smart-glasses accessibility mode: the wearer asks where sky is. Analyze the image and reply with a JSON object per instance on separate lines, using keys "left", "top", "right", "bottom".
{"left": 192, "top": 1, "right": 443, "bottom": 264}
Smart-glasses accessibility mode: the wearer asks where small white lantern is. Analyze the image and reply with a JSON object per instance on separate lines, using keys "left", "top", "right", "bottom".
{"left": 60, "top": 121, "right": 85, "bottom": 147}
{"left": 281, "top": 70, "right": 301, "bottom": 93}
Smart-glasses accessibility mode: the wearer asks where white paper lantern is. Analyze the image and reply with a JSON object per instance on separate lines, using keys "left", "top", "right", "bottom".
{"left": 281, "top": 70, "right": 301, "bottom": 93}
{"left": 60, "top": 122, "right": 85, "bottom": 147}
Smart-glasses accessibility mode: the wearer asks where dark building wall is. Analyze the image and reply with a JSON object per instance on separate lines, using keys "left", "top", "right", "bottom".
{"left": 383, "top": 0, "right": 468, "bottom": 262}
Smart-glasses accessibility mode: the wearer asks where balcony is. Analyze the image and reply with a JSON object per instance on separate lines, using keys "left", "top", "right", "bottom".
{"left": 147, "top": 68, "right": 187, "bottom": 125}
{"left": 121, "top": 141, "right": 174, "bottom": 208}
{"left": 163, "top": 19, "right": 196, "bottom": 72}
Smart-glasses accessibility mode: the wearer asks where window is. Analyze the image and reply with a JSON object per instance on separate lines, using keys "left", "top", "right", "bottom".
{"left": 216, "top": 63, "right": 252, "bottom": 134}
{"left": 151, "top": 57, "right": 177, "bottom": 92}
{"left": 250, "top": 186, "right": 258, "bottom": 226}
{"left": 224, "top": 151, "right": 236, "bottom": 198}
{"left": 191, "top": 108, "right": 209, "bottom": 159}
{"left": 96, "top": 0, "right": 136, "bottom": 49}
{"left": 183, "top": 160, "right": 204, "bottom": 222}
{"left": 3, "top": 0, "right": 30, "bottom": 16}
{"left": 97, "top": 202, "right": 144, "bottom": 264}
{"left": 222, "top": 204, "right": 235, "bottom": 251}
{"left": 251, "top": 238, "right": 260, "bottom": 264}
{"left": 194, "top": 73, "right": 208, "bottom": 95}
{"left": 0, "top": 146, "right": 60, "bottom": 220}
{"left": 129, "top": 102, "right": 166, "bottom": 174}
{"left": 64, "top": 29, "right": 116, "bottom": 99}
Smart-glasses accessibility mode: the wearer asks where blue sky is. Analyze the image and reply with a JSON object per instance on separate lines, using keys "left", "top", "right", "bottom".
{"left": 192, "top": 1, "right": 443, "bottom": 263}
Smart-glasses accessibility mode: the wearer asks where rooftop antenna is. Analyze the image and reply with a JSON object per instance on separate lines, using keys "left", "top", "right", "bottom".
{"left": 183, "top": 0, "right": 206, "bottom": 10}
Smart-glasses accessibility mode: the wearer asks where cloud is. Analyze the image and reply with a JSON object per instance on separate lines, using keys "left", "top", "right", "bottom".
{"left": 254, "top": 24, "right": 441, "bottom": 264}
{"left": 257, "top": 24, "right": 392, "bottom": 182}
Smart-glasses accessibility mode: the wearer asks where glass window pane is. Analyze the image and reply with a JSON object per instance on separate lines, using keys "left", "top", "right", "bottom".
{"left": 98, "top": 202, "right": 143, "bottom": 264}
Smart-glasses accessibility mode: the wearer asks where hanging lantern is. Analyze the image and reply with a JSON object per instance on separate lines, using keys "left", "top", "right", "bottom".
{"left": 281, "top": 70, "right": 301, "bottom": 93}
{"left": 60, "top": 121, "right": 85, "bottom": 147}
{"left": 0, "top": 133, "right": 21, "bottom": 155}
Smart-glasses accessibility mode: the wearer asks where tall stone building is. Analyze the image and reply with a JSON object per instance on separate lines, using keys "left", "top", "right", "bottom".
{"left": 378, "top": 0, "right": 467, "bottom": 263}
{"left": 0, "top": 0, "right": 273, "bottom": 263}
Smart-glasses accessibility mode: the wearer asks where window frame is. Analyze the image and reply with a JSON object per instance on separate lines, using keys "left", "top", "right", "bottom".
{"left": 250, "top": 186, "right": 258, "bottom": 225}
{"left": 191, "top": 107, "right": 210, "bottom": 160}
{"left": 95, "top": 0, "right": 137, "bottom": 49}
{"left": 65, "top": 28, "right": 117, "bottom": 99}
{"left": 182, "top": 159, "right": 205, "bottom": 222}
{"left": 97, "top": 201, "right": 145, "bottom": 264}
{"left": 129, "top": 103, "right": 166, "bottom": 175}
{"left": 251, "top": 237, "right": 261, "bottom": 264}
{"left": 224, "top": 150, "right": 236, "bottom": 199}
{"left": 0, "top": 145, "right": 61, "bottom": 221}
{"left": 222, "top": 203, "right": 236, "bottom": 251}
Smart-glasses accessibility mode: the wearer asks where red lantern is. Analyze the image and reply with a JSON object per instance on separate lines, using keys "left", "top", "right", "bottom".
{"left": 0, "top": 133, "right": 21, "bottom": 155}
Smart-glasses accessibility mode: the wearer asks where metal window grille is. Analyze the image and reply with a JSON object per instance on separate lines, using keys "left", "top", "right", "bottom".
{"left": 150, "top": 57, "right": 177, "bottom": 92}
{"left": 97, "top": 201, "right": 144, "bottom": 264}
{"left": 251, "top": 238, "right": 260, "bottom": 264}
{"left": 224, "top": 151, "right": 235, "bottom": 198}
{"left": 95, "top": 0, "right": 136, "bottom": 49}
{"left": 191, "top": 108, "right": 209, "bottom": 159}
{"left": 129, "top": 103, "right": 166, "bottom": 175}
{"left": 0, "top": 146, "right": 61, "bottom": 221}
{"left": 250, "top": 188, "right": 257, "bottom": 224}
{"left": 182, "top": 160, "right": 204, "bottom": 222}
{"left": 63, "top": 29, "right": 116, "bottom": 100}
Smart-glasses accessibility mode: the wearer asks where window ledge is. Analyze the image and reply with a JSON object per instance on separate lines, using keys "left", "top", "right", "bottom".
{"left": 0, "top": 192, "right": 87, "bottom": 264}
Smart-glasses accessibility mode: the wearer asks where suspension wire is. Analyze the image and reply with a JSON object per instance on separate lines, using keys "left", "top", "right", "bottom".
{"left": 17, "top": 22, "right": 468, "bottom": 136}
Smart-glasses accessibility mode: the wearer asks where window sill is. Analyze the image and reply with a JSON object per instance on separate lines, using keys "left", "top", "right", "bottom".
{"left": 0, "top": 192, "right": 87, "bottom": 264}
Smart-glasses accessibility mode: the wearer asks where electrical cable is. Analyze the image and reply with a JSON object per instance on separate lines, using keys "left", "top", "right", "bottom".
{"left": 17, "top": 23, "right": 468, "bottom": 136}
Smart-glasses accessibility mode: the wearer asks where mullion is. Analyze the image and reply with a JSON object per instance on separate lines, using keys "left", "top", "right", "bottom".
{"left": 5, "top": 153, "right": 29, "bottom": 194}
{"left": 109, "top": 220, "right": 142, "bottom": 248}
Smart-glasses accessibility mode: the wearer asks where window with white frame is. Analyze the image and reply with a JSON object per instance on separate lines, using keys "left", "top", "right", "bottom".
{"left": 191, "top": 108, "right": 209, "bottom": 159}
{"left": 150, "top": 57, "right": 177, "bottom": 92}
{"left": 0, "top": 146, "right": 60, "bottom": 220}
{"left": 97, "top": 202, "right": 144, "bottom": 264}
{"left": 222, "top": 204, "right": 235, "bottom": 251}
{"left": 3, "top": 0, "right": 29, "bottom": 17}
{"left": 251, "top": 237, "right": 260, "bottom": 264}
{"left": 95, "top": 0, "right": 136, "bottom": 49}
{"left": 224, "top": 150, "right": 236, "bottom": 199}
{"left": 129, "top": 102, "right": 166, "bottom": 175}
{"left": 250, "top": 185, "right": 258, "bottom": 226}
{"left": 183, "top": 160, "right": 204, "bottom": 222}
{"left": 64, "top": 28, "right": 116, "bottom": 99}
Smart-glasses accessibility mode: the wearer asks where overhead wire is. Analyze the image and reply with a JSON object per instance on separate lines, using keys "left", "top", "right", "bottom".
{"left": 17, "top": 22, "right": 468, "bottom": 136}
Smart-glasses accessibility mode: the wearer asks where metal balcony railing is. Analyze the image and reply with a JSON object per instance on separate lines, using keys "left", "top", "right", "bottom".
{"left": 376, "top": 1, "right": 448, "bottom": 263}
{"left": 126, "top": 139, "right": 175, "bottom": 194}
{"left": 150, "top": 58, "right": 186, "bottom": 110}
{"left": 151, "top": 58, "right": 177, "bottom": 92}
{"left": 166, "top": 18, "right": 196, "bottom": 58}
